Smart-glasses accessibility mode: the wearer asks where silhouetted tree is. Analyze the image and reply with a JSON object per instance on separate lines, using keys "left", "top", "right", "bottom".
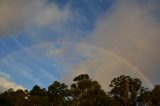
{"left": 0, "top": 90, "right": 12, "bottom": 106}
{"left": 48, "top": 81, "right": 70, "bottom": 106}
{"left": 109, "top": 75, "right": 142, "bottom": 106}
{"left": 137, "top": 87, "right": 152, "bottom": 106}
{"left": 151, "top": 85, "right": 160, "bottom": 105}
{"left": 29, "top": 85, "right": 47, "bottom": 105}
{"left": 30, "top": 85, "right": 43, "bottom": 96}
{"left": 14, "top": 89, "right": 28, "bottom": 106}
{"left": 70, "top": 74, "right": 115, "bottom": 106}
{"left": 0, "top": 74, "right": 159, "bottom": 106}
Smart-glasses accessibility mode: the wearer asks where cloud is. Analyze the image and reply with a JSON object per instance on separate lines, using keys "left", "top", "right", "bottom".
{"left": 64, "top": 0, "right": 160, "bottom": 90}
{"left": 87, "top": 0, "right": 160, "bottom": 85}
{"left": 0, "top": 0, "right": 71, "bottom": 36}
{"left": 0, "top": 77, "right": 25, "bottom": 93}
{"left": 63, "top": 43, "right": 153, "bottom": 90}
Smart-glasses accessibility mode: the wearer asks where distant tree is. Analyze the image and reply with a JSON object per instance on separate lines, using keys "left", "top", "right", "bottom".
{"left": 0, "top": 89, "right": 12, "bottom": 106}
{"left": 14, "top": 89, "right": 28, "bottom": 106}
{"left": 70, "top": 74, "right": 115, "bottom": 106}
{"left": 48, "top": 81, "right": 70, "bottom": 106}
{"left": 151, "top": 85, "right": 160, "bottom": 105}
{"left": 29, "top": 85, "right": 47, "bottom": 105}
{"left": 137, "top": 87, "right": 152, "bottom": 106}
{"left": 3, "top": 88, "right": 15, "bottom": 105}
{"left": 30, "top": 85, "right": 43, "bottom": 96}
{"left": 109, "top": 75, "right": 142, "bottom": 106}
{"left": 0, "top": 74, "right": 160, "bottom": 106}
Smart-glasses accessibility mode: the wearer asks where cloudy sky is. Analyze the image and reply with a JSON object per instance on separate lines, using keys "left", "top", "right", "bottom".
{"left": 0, "top": 0, "right": 159, "bottom": 92}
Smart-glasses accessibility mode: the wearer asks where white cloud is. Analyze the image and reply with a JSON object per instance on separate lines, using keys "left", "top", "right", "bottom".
{"left": 0, "top": 77, "right": 25, "bottom": 93}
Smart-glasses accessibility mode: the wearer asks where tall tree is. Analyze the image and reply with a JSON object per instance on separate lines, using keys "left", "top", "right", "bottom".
{"left": 30, "top": 85, "right": 43, "bottom": 96}
{"left": 137, "top": 87, "right": 152, "bottom": 106}
{"left": 29, "top": 85, "right": 46, "bottom": 105}
{"left": 0, "top": 88, "right": 15, "bottom": 106}
{"left": 70, "top": 74, "right": 115, "bottom": 106}
{"left": 14, "top": 89, "right": 28, "bottom": 106}
{"left": 48, "top": 81, "right": 70, "bottom": 106}
{"left": 109, "top": 75, "right": 142, "bottom": 106}
{"left": 151, "top": 85, "right": 160, "bottom": 105}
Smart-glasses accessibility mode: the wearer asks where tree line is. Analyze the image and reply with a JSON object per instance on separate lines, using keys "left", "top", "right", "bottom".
{"left": 0, "top": 74, "right": 160, "bottom": 106}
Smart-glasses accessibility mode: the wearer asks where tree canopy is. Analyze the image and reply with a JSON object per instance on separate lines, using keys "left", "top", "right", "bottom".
{"left": 0, "top": 74, "right": 159, "bottom": 106}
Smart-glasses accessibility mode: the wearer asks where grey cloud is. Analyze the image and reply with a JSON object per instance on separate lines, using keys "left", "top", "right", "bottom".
{"left": 0, "top": 0, "right": 71, "bottom": 36}
{"left": 63, "top": 43, "right": 154, "bottom": 90}
{"left": 89, "top": 0, "right": 160, "bottom": 85}
{"left": 64, "top": 0, "right": 160, "bottom": 90}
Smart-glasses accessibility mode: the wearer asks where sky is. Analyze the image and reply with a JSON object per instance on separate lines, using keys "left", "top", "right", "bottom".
{"left": 0, "top": 0, "right": 159, "bottom": 92}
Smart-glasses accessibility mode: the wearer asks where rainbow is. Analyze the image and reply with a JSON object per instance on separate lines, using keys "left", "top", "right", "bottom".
{"left": 0, "top": 41, "right": 154, "bottom": 89}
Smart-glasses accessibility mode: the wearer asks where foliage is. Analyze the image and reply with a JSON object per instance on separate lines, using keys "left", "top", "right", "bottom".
{"left": 151, "top": 85, "right": 160, "bottom": 105}
{"left": 0, "top": 74, "right": 159, "bottom": 106}
{"left": 70, "top": 74, "right": 115, "bottom": 106}
{"left": 109, "top": 75, "right": 142, "bottom": 106}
